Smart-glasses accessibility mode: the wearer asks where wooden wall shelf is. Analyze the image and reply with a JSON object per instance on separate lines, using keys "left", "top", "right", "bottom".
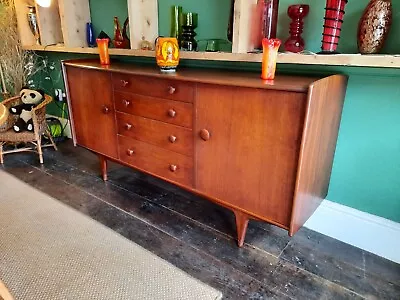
{"left": 24, "top": 45, "right": 400, "bottom": 69}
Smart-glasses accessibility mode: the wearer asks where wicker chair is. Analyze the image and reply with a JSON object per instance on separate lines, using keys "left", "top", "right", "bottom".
{"left": 0, "top": 94, "right": 57, "bottom": 164}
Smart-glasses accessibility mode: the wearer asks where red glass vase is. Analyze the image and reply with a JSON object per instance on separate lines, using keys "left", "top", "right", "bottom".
{"left": 284, "top": 4, "right": 309, "bottom": 53}
{"left": 320, "top": 0, "right": 348, "bottom": 54}
{"left": 255, "top": 0, "right": 280, "bottom": 49}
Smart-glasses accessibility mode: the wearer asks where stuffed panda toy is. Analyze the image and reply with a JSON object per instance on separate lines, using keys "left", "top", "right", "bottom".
{"left": 9, "top": 88, "right": 44, "bottom": 133}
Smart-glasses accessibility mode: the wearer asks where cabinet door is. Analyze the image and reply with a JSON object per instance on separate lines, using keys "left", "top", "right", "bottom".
{"left": 65, "top": 67, "right": 118, "bottom": 159}
{"left": 195, "top": 85, "right": 306, "bottom": 227}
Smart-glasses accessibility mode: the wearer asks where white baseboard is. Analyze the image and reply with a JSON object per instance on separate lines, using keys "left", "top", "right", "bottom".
{"left": 46, "top": 115, "right": 72, "bottom": 139}
{"left": 304, "top": 200, "right": 400, "bottom": 264}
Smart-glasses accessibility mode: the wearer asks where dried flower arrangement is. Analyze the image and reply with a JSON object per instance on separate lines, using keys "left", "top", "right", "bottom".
{"left": 0, "top": 0, "right": 42, "bottom": 97}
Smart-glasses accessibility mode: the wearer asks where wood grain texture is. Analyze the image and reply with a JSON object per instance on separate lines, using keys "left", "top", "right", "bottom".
{"left": 58, "top": 0, "right": 91, "bottom": 47}
{"left": 118, "top": 135, "right": 193, "bottom": 187}
{"left": 35, "top": 0, "right": 63, "bottom": 46}
{"left": 14, "top": 0, "right": 36, "bottom": 46}
{"left": 195, "top": 84, "right": 307, "bottom": 227}
{"left": 63, "top": 60, "right": 318, "bottom": 93}
{"left": 64, "top": 67, "right": 118, "bottom": 159}
{"left": 127, "top": 0, "right": 158, "bottom": 49}
{"left": 112, "top": 73, "right": 194, "bottom": 103}
{"left": 290, "top": 75, "right": 348, "bottom": 235}
{"left": 114, "top": 91, "right": 193, "bottom": 128}
{"left": 116, "top": 112, "right": 193, "bottom": 157}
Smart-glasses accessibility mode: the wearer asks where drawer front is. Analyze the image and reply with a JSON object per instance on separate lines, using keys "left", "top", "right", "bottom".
{"left": 112, "top": 73, "right": 194, "bottom": 103}
{"left": 118, "top": 135, "right": 193, "bottom": 187}
{"left": 117, "top": 112, "right": 193, "bottom": 156}
{"left": 114, "top": 91, "right": 193, "bottom": 128}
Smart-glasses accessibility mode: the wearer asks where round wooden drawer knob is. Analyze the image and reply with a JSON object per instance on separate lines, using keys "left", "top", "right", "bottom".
{"left": 168, "top": 86, "right": 176, "bottom": 94}
{"left": 123, "top": 99, "right": 130, "bottom": 107}
{"left": 125, "top": 123, "right": 133, "bottom": 130}
{"left": 168, "top": 109, "right": 176, "bottom": 118}
{"left": 102, "top": 106, "right": 110, "bottom": 114}
{"left": 199, "top": 129, "right": 210, "bottom": 141}
{"left": 169, "top": 135, "right": 177, "bottom": 143}
{"left": 126, "top": 149, "right": 134, "bottom": 156}
{"left": 121, "top": 79, "right": 129, "bottom": 87}
{"left": 169, "top": 164, "right": 178, "bottom": 172}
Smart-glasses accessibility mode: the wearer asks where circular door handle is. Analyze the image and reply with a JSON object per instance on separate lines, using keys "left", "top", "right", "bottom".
{"left": 199, "top": 129, "right": 210, "bottom": 141}
{"left": 169, "top": 164, "right": 177, "bottom": 172}
{"left": 167, "top": 109, "right": 176, "bottom": 118}
{"left": 169, "top": 135, "right": 177, "bottom": 143}
{"left": 168, "top": 86, "right": 176, "bottom": 94}
{"left": 125, "top": 123, "right": 133, "bottom": 130}
{"left": 121, "top": 79, "right": 129, "bottom": 87}
{"left": 123, "top": 99, "right": 130, "bottom": 107}
{"left": 126, "top": 149, "right": 134, "bottom": 156}
{"left": 102, "top": 106, "right": 110, "bottom": 114}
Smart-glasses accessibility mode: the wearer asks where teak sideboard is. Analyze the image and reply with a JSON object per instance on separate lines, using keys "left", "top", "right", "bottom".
{"left": 62, "top": 59, "right": 348, "bottom": 246}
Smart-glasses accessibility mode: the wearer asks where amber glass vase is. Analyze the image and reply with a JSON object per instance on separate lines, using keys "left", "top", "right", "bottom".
{"left": 96, "top": 38, "right": 110, "bottom": 65}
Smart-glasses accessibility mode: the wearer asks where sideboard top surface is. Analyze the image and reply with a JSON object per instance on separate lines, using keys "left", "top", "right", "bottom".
{"left": 62, "top": 59, "right": 321, "bottom": 93}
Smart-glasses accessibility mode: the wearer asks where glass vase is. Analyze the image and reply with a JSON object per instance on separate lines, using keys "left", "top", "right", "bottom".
{"left": 321, "top": 0, "right": 348, "bottom": 53}
{"left": 284, "top": 5, "right": 309, "bottom": 53}
{"left": 96, "top": 38, "right": 110, "bottom": 65}
{"left": 171, "top": 6, "right": 183, "bottom": 43}
{"left": 261, "top": 38, "right": 281, "bottom": 80}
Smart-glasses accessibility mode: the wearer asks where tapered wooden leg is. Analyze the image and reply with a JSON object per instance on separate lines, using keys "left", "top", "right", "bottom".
{"left": 233, "top": 210, "right": 249, "bottom": 247}
{"left": 99, "top": 155, "right": 108, "bottom": 181}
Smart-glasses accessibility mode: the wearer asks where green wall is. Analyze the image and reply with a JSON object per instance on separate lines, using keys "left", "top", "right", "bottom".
{"left": 31, "top": 0, "right": 400, "bottom": 223}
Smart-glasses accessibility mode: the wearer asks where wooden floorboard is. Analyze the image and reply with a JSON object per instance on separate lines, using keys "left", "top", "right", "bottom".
{"left": 1, "top": 140, "right": 399, "bottom": 300}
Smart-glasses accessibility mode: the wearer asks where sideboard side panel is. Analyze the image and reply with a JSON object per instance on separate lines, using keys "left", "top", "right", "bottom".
{"left": 290, "top": 75, "right": 348, "bottom": 235}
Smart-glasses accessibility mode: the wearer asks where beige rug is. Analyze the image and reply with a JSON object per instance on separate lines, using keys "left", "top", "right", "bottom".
{"left": 0, "top": 171, "right": 222, "bottom": 300}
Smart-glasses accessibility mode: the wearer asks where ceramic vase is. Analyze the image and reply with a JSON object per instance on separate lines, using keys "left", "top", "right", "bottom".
{"left": 155, "top": 37, "right": 180, "bottom": 72}
{"left": 357, "top": 0, "right": 392, "bottom": 54}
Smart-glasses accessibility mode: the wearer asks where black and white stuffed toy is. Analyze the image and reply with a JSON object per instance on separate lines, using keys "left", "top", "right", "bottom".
{"left": 9, "top": 88, "right": 45, "bottom": 133}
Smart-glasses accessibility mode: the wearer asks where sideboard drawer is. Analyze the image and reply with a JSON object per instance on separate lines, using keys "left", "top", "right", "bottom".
{"left": 112, "top": 73, "right": 194, "bottom": 103}
{"left": 117, "top": 112, "right": 193, "bottom": 156}
{"left": 118, "top": 135, "right": 193, "bottom": 187}
{"left": 114, "top": 91, "right": 193, "bottom": 128}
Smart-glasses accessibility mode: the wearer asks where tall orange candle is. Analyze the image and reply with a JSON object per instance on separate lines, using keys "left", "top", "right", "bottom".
{"left": 96, "top": 38, "right": 110, "bottom": 65}
{"left": 261, "top": 38, "right": 281, "bottom": 80}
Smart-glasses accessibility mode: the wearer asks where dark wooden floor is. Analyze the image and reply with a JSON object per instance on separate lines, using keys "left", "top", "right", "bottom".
{"left": 1, "top": 140, "right": 399, "bottom": 300}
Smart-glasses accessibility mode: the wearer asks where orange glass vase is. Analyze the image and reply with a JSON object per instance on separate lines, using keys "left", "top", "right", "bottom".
{"left": 261, "top": 38, "right": 281, "bottom": 80}
{"left": 96, "top": 38, "right": 110, "bottom": 65}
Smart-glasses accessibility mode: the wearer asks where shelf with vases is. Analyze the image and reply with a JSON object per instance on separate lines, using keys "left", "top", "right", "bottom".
{"left": 23, "top": 45, "right": 400, "bottom": 69}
